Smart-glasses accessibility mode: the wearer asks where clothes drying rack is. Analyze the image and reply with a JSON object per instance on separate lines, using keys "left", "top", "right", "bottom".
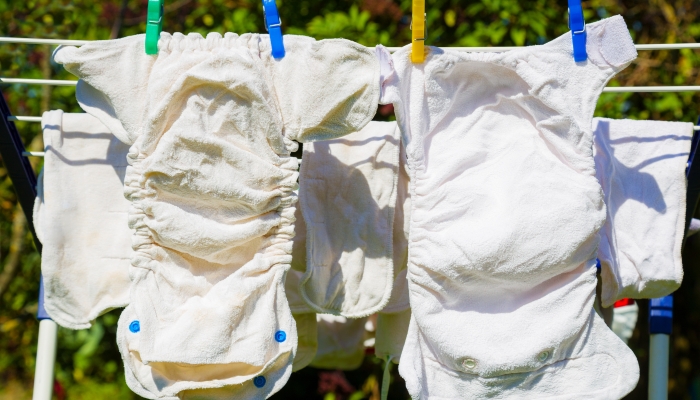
{"left": 1, "top": 37, "right": 700, "bottom": 400}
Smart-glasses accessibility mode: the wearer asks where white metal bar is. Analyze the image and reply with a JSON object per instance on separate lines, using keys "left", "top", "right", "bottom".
{"left": 1, "top": 37, "right": 699, "bottom": 51}
{"left": 23, "top": 151, "right": 45, "bottom": 157}
{"left": 602, "top": 86, "right": 700, "bottom": 93}
{"left": 8, "top": 116, "right": 43, "bottom": 122}
{"left": 1, "top": 78, "right": 77, "bottom": 86}
{"left": 649, "top": 334, "right": 670, "bottom": 400}
{"left": 32, "top": 319, "right": 57, "bottom": 400}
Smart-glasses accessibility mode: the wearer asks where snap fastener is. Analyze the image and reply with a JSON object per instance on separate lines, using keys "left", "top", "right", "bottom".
{"left": 538, "top": 351, "right": 550, "bottom": 362}
{"left": 274, "top": 330, "right": 286, "bottom": 343}
{"left": 129, "top": 320, "right": 140, "bottom": 333}
{"left": 253, "top": 376, "right": 266, "bottom": 388}
{"left": 462, "top": 358, "right": 476, "bottom": 370}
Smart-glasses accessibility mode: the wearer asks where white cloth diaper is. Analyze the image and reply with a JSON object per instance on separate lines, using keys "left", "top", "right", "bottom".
{"left": 298, "top": 121, "right": 401, "bottom": 317}
{"left": 593, "top": 118, "right": 692, "bottom": 306}
{"left": 33, "top": 110, "right": 132, "bottom": 329}
{"left": 287, "top": 121, "right": 410, "bottom": 370}
{"left": 55, "top": 32, "right": 380, "bottom": 399}
{"left": 380, "top": 15, "right": 640, "bottom": 399}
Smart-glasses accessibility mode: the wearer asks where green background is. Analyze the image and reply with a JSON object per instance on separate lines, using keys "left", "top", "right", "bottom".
{"left": 1, "top": 0, "right": 699, "bottom": 398}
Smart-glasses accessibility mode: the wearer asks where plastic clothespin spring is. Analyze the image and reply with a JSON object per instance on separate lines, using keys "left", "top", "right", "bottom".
{"left": 568, "top": 0, "right": 587, "bottom": 62}
{"left": 262, "top": 0, "right": 285, "bottom": 59}
{"left": 145, "top": 0, "right": 164, "bottom": 55}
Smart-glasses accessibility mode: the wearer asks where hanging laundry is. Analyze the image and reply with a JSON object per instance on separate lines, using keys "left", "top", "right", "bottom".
{"left": 286, "top": 120, "right": 411, "bottom": 371}
{"left": 54, "top": 33, "right": 380, "bottom": 399}
{"left": 297, "top": 120, "right": 400, "bottom": 317}
{"left": 593, "top": 118, "right": 692, "bottom": 306}
{"left": 379, "top": 15, "right": 641, "bottom": 399}
{"left": 33, "top": 111, "right": 132, "bottom": 330}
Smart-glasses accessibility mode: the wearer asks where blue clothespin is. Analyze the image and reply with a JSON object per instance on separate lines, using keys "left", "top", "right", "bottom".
{"left": 568, "top": 0, "right": 587, "bottom": 62}
{"left": 262, "top": 0, "right": 285, "bottom": 59}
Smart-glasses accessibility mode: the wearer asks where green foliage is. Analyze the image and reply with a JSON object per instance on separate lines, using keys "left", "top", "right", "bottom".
{"left": 0, "top": 0, "right": 699, "bottom": 398}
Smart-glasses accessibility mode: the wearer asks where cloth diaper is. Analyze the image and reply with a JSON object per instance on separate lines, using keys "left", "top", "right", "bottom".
{"left": 593, "top": 118, "right": 692, "bottom": 306}
{"left": 33, "top": 110, "right": 132, "bottom": 329}
{"left": 380, "top": 15, "right": 640, "bottom": 399}
{"left": 287, "top": 120, "right": 410, "bottom": 370}
{"left": 298, "top": 121, "right": 401, "bottom": 318}
{"left": 55, "top": 32, "right": 380, "bottom": 399}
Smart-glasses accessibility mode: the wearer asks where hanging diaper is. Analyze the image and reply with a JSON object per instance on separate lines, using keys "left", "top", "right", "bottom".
{"left": 33, "top": 110, "right": 132, "bottom": 330}
{"left": 286, "top": 120, "right": 410, "bottom": 370}
{"left": 298, "top": 121, "right": 401, "bottom": 317}
{"left": 380, "top": 15, "right": 640, "bottom": 398}
{"left": 55, "top": 32, "right": 380, "bottom": 399}
{"left": 593, "top": 118, "right": 692, "bottom": 306}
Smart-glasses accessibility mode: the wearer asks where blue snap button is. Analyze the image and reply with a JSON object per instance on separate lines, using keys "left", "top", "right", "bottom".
{"left": 253, "top": 376, "right": 266, "bottom": 388}
{"left": 274, "top": 330, "right": 286, "bottom": 343}
{"left": 129, "top": 320, "right": 140, "bottom": 333}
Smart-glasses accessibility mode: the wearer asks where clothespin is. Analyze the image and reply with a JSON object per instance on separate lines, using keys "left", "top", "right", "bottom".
{"left": 262, "top": 0, "right": 285, "bottom": 59}
{"left": 411, "top": 0, "right": 426, "bottom": 63}
{"left": 145, "top": 0, "right": 164, "bottom": 55}
{"left": 568, "top": 0, "right": 587, "bottom": 62}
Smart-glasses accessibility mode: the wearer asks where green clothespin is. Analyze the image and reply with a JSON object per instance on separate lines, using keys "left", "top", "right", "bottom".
{"left": 145, "top": 0, "right": 164, "bottom": 55}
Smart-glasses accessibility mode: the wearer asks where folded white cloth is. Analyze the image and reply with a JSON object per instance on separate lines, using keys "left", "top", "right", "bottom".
{"left": 593, "top": 118, "right": 692, "bottom": 306}
{"left": 33, "top": 110, "right": 132, "bottom": 330}
{"left": 55, "top": 32, "right": 380, "bottom": 399}
{"left": 380, "top": 15, "right": 640, "bottom": 398}
{"left": 298, "top": 121, "right": 401, "bottom": 318}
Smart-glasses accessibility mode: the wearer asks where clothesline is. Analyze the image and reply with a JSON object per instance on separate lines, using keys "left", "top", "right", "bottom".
{"left": 2, "top": 38, "right": 700, "bottom": 93}
{"left": 2, "top": 37, "right": 700, "bottom": 51}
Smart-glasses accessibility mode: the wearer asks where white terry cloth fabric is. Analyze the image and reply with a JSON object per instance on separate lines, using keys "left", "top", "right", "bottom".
{"left": 299, "top": 121, "right": 401, "bottom": 317}
{"left": 310, "top": 314, "right": 368, "bottom": 371}
{"left": 593, "top": 118, "right": 692, "bottom": 306}
{"left": 611, "top": 300, "right": 638, "bottom": 344}
{"left": 380, "top": 16, "right": 640, "bottom": 398}
{"left": 55, "top": 33, "right": 380, "bottom": 399}
{"left": 33, "top": 110, "right": 132, "bottom": 330}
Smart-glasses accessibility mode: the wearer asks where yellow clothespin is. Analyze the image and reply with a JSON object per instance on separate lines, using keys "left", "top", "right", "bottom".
{"left": 411, "top": 0, "right": 426, "bottom": 63}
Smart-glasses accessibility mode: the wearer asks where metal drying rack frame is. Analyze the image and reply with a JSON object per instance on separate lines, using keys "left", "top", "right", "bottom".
{"left": 1, "top": 36, "right": 700, "bottom": 400}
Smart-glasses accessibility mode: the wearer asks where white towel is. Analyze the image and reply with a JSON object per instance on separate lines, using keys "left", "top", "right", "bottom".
{"left": 55, "top": 33, "right": 380, "bottom": 399}
{"left": 33, "top": 110, "right": 132, "bottom": 330}
{"left": 380, "top": 16, "right": 640, "bottom": 398}
{"left": 593, "top": 118, "right": 692, "bottom": 307}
